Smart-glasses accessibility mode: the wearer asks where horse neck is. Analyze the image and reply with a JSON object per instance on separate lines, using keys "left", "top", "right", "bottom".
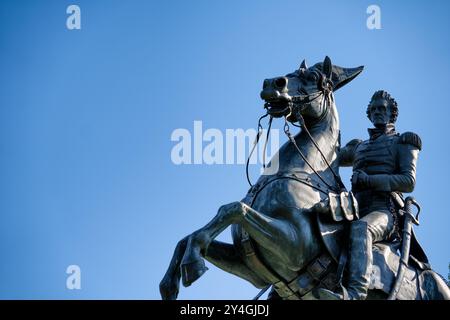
{"left": 291, "top": 99, "right": 340, "bottom": 174}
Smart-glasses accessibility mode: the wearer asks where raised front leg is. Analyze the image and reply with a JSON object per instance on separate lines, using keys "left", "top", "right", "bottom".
{"left": 180, "top": 201, "right": 244, "bottom": 287}
{"left": 204, "top": 240, "right": 267, "bottom": 289}
{"left": 180, "top": 200, "right": 307, "bottom": 287}
{"left": 159, "top": 236, "right": 188, "bottom": 300}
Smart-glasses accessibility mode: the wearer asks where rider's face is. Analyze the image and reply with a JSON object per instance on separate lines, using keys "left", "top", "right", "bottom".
{"left": 369, "top": 99, "right": 392, "bottom": 127}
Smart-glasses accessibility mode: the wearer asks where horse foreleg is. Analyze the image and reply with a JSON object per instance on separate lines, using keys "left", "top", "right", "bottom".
{"left": 180, "top": 201, "right": 246, "bottom": 287}
{"left": 204, "top": 240, "right": 268, "bottom": 289}
{"left": 159, "top": 236, "right": 188, "bottom": 300}
{"left": 181, "top": 201, "right": 305, "bottom": 286}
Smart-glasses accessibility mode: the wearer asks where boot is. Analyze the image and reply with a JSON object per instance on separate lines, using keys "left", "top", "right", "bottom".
{"left": 318, "top": 220, "right": 372, "bottom": 300}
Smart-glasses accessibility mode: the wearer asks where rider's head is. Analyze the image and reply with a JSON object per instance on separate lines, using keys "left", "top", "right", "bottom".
{"left": 366, "top": 90, "right": 398, "bottom": 128}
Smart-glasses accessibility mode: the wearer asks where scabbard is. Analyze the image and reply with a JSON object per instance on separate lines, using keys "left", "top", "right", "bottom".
{"left": 387, "top": 197, "right": 416, "bottom": 300}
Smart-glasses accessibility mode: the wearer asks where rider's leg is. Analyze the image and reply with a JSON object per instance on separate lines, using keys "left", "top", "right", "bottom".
{"left": 320, "top": 209, "right": 394, "bottom": 300}
{"left": 346, "top": 209, "right": 394, "bottom": 299}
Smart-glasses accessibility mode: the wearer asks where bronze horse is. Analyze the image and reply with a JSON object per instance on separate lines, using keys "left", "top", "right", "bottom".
{"left": 160, "top": 57, "right": 450, "bottom": 300}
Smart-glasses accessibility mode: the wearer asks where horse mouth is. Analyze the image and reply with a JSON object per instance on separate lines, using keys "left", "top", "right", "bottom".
{"left": 264, "top": 98, "right": 292, "bottom": 118}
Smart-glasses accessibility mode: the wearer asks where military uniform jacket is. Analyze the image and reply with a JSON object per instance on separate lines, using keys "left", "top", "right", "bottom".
{"left": 339, "top": 124, "right": 422, "bottom": 212}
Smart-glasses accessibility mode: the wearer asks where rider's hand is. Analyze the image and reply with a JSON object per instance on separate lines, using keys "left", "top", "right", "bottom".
{"left": 351, "top": 170, "right": 370, "bottom": 189}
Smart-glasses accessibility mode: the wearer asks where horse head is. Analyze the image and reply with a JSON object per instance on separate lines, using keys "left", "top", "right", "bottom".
{"left": 260, "top": 56, "right": 364, "bottom": 123}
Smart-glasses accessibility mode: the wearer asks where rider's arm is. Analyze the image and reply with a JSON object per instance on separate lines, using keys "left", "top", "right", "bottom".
{"left": 338, "top": 139, "right": 362, "bottom": 167}
{"left": 364, "top": 132, "right": 422, "bottom": 193}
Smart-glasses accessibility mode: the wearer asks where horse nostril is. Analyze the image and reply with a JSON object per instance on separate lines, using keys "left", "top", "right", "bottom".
{"left": 274, "top": 77, "right": 287, "bottom": 89}
{"left": 263, "top": 79, "right": 269, "bottom": 89}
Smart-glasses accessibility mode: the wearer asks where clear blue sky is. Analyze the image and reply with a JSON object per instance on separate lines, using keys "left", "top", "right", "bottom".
{"left": 0, "top": 0, "right": 449, "bottom": 299}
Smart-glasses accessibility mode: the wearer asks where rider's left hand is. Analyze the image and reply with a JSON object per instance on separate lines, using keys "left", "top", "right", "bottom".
{"left": 351, "top": 170, "right": 370, "bottom": 189}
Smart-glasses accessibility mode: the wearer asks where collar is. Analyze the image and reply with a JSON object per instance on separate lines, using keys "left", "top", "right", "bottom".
{"left": 368, "top": 123, "right": 396, "bottom": 140}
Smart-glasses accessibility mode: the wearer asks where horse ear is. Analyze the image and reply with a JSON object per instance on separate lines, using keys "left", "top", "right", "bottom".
{"left": 331, "top": 65, "right": 364, "bottom": 91}
{"left": 299, "top": 59, "right": 308, "bottom": 70}
{"left": 323, "top": 56, "right": 332, "bottom": 79}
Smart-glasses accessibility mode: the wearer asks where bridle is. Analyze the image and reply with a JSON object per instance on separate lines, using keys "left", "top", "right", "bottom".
{"left": 246, "top": 79, "right": 346, "bottom": 194}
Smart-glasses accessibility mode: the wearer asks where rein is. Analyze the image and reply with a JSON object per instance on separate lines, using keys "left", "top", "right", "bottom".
{"left": 246, "top": 113, "right": 271, "bottom": 187}
{"left": 286, "top": 92, "right": 346, "bottom": 192}
{"left": 283, "top": 118, "right": 337, "bottom": 192}
{"left": 246, "top": 88, "right": 346, "bottom": 193}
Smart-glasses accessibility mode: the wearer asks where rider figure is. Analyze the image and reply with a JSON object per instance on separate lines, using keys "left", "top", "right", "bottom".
{"left": 321, "top": 90, "right": 422, "bottom": 300}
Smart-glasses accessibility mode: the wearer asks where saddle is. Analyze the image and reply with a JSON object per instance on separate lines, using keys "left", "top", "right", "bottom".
{"left": 317, "top": 198, "right": 432, "bottom": 299}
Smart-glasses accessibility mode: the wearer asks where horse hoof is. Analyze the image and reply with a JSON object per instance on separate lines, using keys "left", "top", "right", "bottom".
{"left": 181, "top": 260, "right": 209, "bottom": 287}
{"left": 159, "top": 279, "right": 179, "bottom": 300}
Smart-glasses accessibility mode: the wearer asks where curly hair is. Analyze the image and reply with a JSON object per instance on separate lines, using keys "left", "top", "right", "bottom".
{"left": 366, "top": 90, "right": 399, "bottom": 123}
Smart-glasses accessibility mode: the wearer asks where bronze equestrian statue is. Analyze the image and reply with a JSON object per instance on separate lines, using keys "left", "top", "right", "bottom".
{"left": 160, "top": 57, "right": 450, "bottom": 300}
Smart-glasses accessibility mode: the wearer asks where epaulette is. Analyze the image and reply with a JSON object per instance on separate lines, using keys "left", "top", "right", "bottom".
{"left": 399, "top": 132, "right": 422, "bottom": 150}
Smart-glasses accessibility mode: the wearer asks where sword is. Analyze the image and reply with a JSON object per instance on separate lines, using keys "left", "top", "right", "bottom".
{"left": 387, "top": 196, "right": 421, "bottom": 300}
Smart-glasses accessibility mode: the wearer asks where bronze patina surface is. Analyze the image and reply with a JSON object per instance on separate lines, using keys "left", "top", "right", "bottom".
{"left": 160, "top": 57, "right": 450, "bottom": 300}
